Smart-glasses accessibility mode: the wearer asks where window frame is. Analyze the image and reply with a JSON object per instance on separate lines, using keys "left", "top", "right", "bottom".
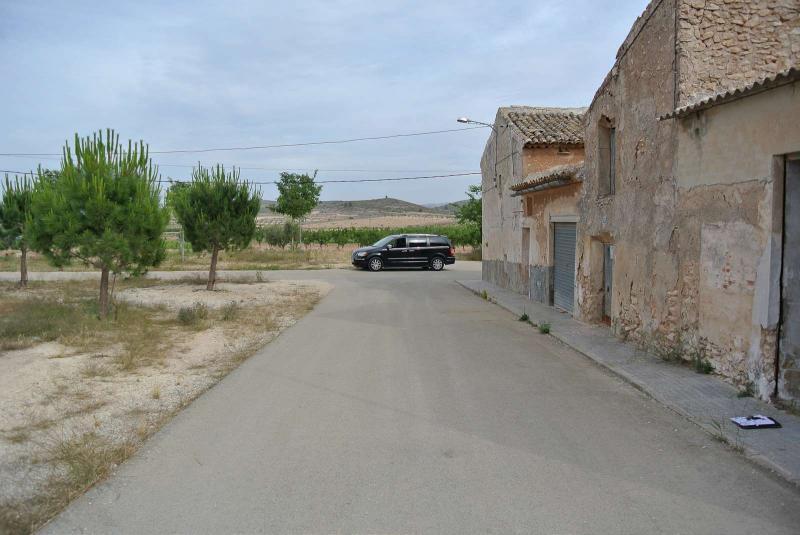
{"left": 597, "top": 117, "right": 616, "bottom": 197}
{"left": 407, "top": 236, "right": 429, "bottom": 248}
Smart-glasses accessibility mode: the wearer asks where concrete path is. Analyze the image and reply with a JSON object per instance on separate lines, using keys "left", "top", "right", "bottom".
{"left": 40, "top": 264, "right": 800, "bottom": 534}
{"left": 458, "top": 278, "right": 800, "bottom": 488}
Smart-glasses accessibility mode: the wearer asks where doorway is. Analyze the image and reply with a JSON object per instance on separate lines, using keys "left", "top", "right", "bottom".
{"left": 603, "top": 244, "right": 614, "bottom": 323}
{"left": 779, "top": 155, "right": 800, "bottom": 400}
{"left": 553, "top": 223, "right": 576, "bottom": 313}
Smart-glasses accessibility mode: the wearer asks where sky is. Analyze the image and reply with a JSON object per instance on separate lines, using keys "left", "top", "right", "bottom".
{"left": 0, "top": 0, "right": 649, "bottom": 204}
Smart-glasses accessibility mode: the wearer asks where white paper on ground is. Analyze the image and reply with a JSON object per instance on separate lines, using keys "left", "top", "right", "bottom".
{"left": 730, "top": 415, "right": 780, "bottom": 428}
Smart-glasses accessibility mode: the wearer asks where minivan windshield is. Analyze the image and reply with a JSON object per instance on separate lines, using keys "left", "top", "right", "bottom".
{"left": 372, "top": 235, "right": 399, "bottom": 248}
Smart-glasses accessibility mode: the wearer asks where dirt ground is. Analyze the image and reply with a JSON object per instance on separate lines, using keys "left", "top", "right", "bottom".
{"left": 0, "top": 278, "right": 330, "bottom": 534}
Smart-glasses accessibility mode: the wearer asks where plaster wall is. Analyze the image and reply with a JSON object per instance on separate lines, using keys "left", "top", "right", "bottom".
{"left": 481, "top": 111, "right": 528, "bottom": 293}
{"left": 674, "top": 81, "right": 800, "bottom": 400}
{"left": 481, "top": 118, "right": 583, "bottom": 299}
{"left": 521, "top": 182, "right": 582, "bottom": 303}
{"left": 523, "top": 146, "right": 585, "bottom": 175}
{"left": 577, "top": 0, "right": 679, "bottom": 328}
{"left": 579, "top": 0, "right": 799, "bottom": 400}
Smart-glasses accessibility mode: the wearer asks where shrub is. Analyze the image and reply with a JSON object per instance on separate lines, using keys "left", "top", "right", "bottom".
{"left": 519, "top": 312, "right": 529, "bottom": 322}
{"left": 221, "top": 302, "right": 239, "bottom": 321}
{"left": 177, "top": 303, "right": 208, "bottom": 325}
{"left": 694, "top": 355, "right": 713, "bottom": 374}
{"left": 538, "top": 322, "right": 551, "bottom": 334}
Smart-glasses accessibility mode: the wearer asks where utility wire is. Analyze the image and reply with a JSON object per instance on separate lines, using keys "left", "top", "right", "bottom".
{"left": 1, "top": 157, "right": 478, "bottom": 174}
{"left": 1, "top": 168, "right": 481, "bottom": 184}
{"left": 0, "top": 126, "right": 489, "bottom": 157}
{"left": 159, "top": 172, "right": 481, "bottom": 185}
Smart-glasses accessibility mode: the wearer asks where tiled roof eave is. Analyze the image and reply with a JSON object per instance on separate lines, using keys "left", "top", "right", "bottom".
{"left": 509, "top": 162, "right": 585, "bottom": 194}
{"left": 510, "top": 177, "right": 582, "bottom": 196}
{"left": 523, "top": 140, "right": 585, "bottom": 148}
{"left": 659, "top": 67, "right": 800, "bottom": 120}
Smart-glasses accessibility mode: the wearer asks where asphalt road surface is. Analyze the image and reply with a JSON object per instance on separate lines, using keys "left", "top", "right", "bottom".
{"left": 44, "top": 263, "right": 800, "bottom": 534}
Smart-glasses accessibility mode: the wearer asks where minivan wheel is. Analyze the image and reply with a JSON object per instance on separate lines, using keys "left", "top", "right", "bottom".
{"left": 430, "top": 257, "right": 444, "bottom": 271}
{"left": 368, "top": 257, "right": 383, "bottom": 272}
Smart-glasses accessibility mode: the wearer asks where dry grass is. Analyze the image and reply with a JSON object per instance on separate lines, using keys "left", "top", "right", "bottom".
{"left": 158, "top": 246, "right": 351, "bottom": 271}
{"left": 2, "top": 242, "right": 478, "bottom": 274}
{"left": 0, "top": 281, "right": 190, "bottom": 371}
{"left": 0, "top": 278, "right": 326, "bottom": 534}
{"left": 0, "top": 431, "right": 137, "bottom": 535}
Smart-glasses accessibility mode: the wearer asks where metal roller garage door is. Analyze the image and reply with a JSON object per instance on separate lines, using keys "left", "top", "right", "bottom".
{"left": 553, "top": 223, "right": 576, "bottom": 313}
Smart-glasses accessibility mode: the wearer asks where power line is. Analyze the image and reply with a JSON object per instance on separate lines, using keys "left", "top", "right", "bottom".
{"left": 160, "top": 172, "right": 481, "bottom": 185}
{"left": 0, "top": 158, "right": 477, "bottom": 174}
{"left": 0, "top": 126, "right": 489, "bottom": 157}
{"left": 159, "top": 164, "right": 478, "bottom": 173}
{"left": 1, "top": 168, "right": 481, "bottom": 184}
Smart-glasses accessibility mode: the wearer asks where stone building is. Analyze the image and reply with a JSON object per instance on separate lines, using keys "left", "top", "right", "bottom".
{"left": 480, "top": 106, "right": 586, "bottom": 312}
{"left": 576, "top": 0, "right": 800, "bottom": 401}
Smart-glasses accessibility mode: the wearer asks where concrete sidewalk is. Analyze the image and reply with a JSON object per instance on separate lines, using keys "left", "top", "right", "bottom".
{"left": 457, "top": 279, "right": 800, "bottom": 487}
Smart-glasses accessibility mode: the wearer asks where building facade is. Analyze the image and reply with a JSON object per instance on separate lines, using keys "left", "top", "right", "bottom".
{"left": 481, "top": 107, "right": 585, "bottom": 311}
{"left": 577, "top": 0, "right": 800, "bottom": 401}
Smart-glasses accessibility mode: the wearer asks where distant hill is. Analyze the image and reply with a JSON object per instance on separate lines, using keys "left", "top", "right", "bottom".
{"left": 258, "top": 197, "right": 464, "bottom": 228}
{"left": 422, "top": 200, "right": 468, "bottom": 213}
{"left": 260, "top": 197, "right": 462, "bottom": 216}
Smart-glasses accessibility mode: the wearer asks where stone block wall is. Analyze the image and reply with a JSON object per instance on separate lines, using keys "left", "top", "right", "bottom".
{"left": 579, "top": 0, "right": 800, "bottom": 400}
{"left": 677, "top": 0, "right": 800, "bottom": 106}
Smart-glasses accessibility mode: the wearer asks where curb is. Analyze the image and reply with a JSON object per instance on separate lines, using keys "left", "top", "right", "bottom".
{"left": 456, "top": 280, "right": 800, "bottom": 488}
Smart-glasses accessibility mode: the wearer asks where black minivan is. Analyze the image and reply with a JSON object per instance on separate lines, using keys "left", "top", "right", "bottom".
{"left": 352, "top": 234, "right": 456, "bottom": 271}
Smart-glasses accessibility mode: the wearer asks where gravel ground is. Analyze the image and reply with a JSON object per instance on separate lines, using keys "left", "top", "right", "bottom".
{"left": 0, "top": 280, "right": 330, "bottom": 531}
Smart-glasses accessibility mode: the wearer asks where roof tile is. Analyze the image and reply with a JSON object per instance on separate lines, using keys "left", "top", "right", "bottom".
{"left": 501, "top": 106, "right": 587, "bottom": 146}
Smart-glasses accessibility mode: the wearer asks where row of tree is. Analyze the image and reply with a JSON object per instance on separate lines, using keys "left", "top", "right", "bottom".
{"left": 254, "top": 223, "right": 481, "bottom": 249}
{"left": 253, "top": 184, "right": 482, "bottom": 249}
{"left": 0, "top": 129, "right": 322, "bottom": 318}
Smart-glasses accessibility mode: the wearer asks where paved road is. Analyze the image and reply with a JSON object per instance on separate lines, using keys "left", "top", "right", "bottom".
{"left": 44, "top": 264, "right": 800, "bottom": 534}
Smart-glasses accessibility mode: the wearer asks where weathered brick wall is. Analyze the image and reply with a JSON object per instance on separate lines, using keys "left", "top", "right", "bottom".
{"left": 677, "top": 0, "right": 800, "bottom": 106}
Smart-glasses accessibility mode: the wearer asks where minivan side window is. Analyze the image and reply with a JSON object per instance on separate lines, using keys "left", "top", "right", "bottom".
{"left": 408, "top": 237, "right": 428, "bottom": 248}
{"left": 430, "top": 237, "right": 448, "bottom": 246}
{"left": 393, "top": 237, "right": 407, "bottom": 248}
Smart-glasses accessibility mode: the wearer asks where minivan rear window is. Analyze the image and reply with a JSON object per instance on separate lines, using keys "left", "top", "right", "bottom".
{"left": 430, "top": 237, "right": 448, "bottom": 246}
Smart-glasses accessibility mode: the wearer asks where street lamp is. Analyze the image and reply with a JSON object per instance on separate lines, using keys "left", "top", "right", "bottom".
{"left": 458, "top": 117, "right": 500, "bottom": 188}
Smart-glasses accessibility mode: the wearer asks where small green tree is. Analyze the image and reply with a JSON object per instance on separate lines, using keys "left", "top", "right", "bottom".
{"left": 27, "top": 131, "right": 169, "bottom": 318}
{"left": 455, "top": 185, "right": 482, "bottom": 247}
{"left": 0, "top": 174, "right": 34, "bottom": 287}
{"left": 274, "top": 171, "right": 322, "bottom": 247}
{"left": 169, "top": 164, "right": 261, "bottom": 290}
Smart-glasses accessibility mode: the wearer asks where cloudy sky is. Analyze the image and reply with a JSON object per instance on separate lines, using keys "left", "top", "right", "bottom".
{"left": 0, "top": 0, "right": 648, "bottom": 203}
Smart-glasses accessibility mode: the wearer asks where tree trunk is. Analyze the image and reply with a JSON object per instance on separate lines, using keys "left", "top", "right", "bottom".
{"left": 207, "top": 246, "right": 219, "bottom": 290}
{"left": 99, "top": 267, "right": 110, "bottom": 319}
{"left": 19, "top": 244, "right": 28, "bottom": 289}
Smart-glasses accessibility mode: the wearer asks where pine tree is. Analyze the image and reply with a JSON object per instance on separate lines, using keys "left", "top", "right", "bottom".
{"left": 27, "top": 130, "right": 170, "bottom": 318}
{"left": 0, "top": 174, "right": 34, "bottom": 287}
{"left": 168, "top": 164, "right": 261, "bottom": 290}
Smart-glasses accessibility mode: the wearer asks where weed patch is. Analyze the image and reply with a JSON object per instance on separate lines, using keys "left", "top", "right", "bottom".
{"left": 538, "top": 322, "right": 551, "bottom": 334}
{"left": 177, "top": 302, "right": 209, "bottom": 326}
{"left": 220, "top": 302, "right": 239, "bottom": 321}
